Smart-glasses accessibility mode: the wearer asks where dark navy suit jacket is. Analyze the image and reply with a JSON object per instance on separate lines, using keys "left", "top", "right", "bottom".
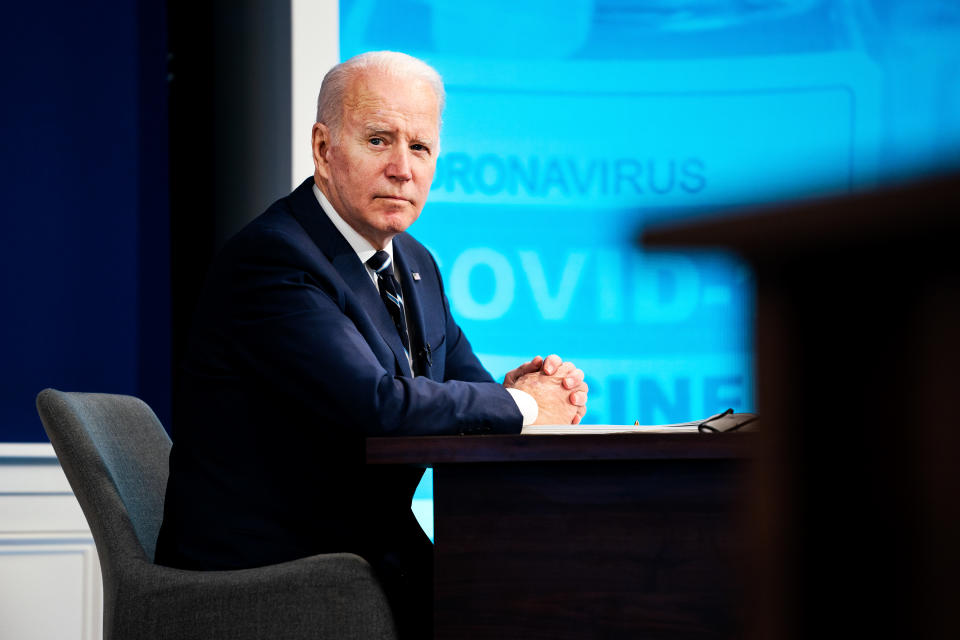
{"left": 155, "top": 178, "right": 522, "bottom": 571}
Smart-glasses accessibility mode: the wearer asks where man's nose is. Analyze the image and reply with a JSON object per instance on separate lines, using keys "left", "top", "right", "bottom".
{"left": 385, "top": 147, "right": 412, "bottom": 182}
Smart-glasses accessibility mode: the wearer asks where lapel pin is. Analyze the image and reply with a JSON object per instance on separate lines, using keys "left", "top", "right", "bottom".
{"left": 412, "top": 272, "right": 421, "bottom": 281}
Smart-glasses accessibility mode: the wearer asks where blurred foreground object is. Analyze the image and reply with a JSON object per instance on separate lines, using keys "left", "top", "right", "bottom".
{"left": 644, "top": 172, "right": 960, "bottom": 639}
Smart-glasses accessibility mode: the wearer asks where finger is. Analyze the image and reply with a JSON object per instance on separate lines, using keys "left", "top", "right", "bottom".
{"left": 572, "top": 413, "right": 582, "bottom": 425}
{"left": 562, "top": 368, "right": 585, "bottom": 389}
{"left": 568, "top": 390, "right": 587, "bottom": 406}
{"left": 542, "top": 354, "right": 562, "bottom": 375}
{"left": 521, "top": 356, "right": 544, "bottom": 375}
{"left": 569, "top": 381, "right": 589, "bottom": 396}
{"left": 505, "top": 356, "right": 544, "bottom": 386}
{"left": 552, "top": 361, "right": 575, "bottom": 379}
{"left": 505, "top": 363, "right": 527, "bottom": 384}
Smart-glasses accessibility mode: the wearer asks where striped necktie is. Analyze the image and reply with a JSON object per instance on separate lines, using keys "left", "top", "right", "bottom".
{"left": 366, "top": 250, "right": 411, "bottom": 361}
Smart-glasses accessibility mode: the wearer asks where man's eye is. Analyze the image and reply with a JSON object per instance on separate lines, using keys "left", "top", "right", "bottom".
{"left": 370, "top": 137, "right": 384, "bottom": 145}
{"left": 411, "top": 143, "right": 428, "bottom": 152}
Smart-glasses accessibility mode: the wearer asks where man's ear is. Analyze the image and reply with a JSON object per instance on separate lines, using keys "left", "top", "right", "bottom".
{"left": 312, "top": 122, "right": 333, "bottom": 179}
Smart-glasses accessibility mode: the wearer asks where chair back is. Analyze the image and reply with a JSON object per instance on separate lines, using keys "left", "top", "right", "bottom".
{"left": 36, "top": 389, "right": 171, "bottom": 564}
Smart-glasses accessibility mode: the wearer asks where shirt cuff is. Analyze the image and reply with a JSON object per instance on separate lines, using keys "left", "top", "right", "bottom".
{"left": 505, "top": 388, "right": 539, "bottom": 426}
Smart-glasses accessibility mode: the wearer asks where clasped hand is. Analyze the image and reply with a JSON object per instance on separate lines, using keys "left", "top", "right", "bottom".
{"left": 503, "top": 354, "right": 588, "bottom": 425}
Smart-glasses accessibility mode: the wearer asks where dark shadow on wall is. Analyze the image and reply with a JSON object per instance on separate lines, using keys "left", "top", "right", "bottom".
{"left": 168, "top": 0, "right": 291, "bottom": 435}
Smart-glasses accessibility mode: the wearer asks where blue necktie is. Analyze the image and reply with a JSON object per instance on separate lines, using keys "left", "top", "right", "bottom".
{"left": 366, "top": 250, "right": 411, "bottom": 362}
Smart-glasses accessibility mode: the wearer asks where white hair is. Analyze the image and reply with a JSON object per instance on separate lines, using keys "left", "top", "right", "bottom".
{"left": 316, "top": 51, "right": 446, "bottom": 139}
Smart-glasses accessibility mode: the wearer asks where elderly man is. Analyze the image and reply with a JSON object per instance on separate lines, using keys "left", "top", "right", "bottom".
{"left": 156, "top": 51, "right": 588, "bottom": 637}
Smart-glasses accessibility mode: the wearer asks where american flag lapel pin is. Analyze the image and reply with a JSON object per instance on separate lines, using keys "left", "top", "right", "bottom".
{"left": 412, "top": 272, "right": 421, "bottom": 281}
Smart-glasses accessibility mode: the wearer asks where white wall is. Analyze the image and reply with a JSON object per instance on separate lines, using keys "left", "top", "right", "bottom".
{"left": 291, "top": 0, "right": 340, "bottom": 188}
{"left": 0, "top": 444, "right": 102, "bottom": 640}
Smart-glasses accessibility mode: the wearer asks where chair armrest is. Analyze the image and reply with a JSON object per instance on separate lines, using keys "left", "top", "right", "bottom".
{"left": 109, "top": 553, "right": 397, "bottom": 640}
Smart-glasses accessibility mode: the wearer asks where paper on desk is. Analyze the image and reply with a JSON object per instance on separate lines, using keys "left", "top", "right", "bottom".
{"left": 521, "top": 422, "right": 701, "bottom": 435}
{"left": 520, "top": 410, "right": 758, "bottom": 435}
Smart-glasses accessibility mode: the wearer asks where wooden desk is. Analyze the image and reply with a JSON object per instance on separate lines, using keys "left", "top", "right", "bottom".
{"left": 368, "top": 433, "right": 755, "bottom": 640}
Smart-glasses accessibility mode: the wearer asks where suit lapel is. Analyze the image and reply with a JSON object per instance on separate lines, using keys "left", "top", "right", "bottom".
{"left": 287, "top": 179, "right": 413, "bottom": 377}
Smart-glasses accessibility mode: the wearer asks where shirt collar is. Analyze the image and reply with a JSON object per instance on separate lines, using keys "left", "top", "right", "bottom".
{"left": 313, "top": 182, "right": 393, "bottom": 267}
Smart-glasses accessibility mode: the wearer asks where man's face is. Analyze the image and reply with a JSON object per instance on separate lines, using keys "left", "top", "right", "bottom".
{"left": 313, "top": 69, "right": 439, "bottom": 249}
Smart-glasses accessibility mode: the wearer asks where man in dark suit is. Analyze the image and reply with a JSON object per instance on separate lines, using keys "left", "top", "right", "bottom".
{"left": 156, "top": 51, "right": 587, "bottom": 638}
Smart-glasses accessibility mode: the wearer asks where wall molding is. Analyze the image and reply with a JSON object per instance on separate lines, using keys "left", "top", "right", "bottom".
{"left": 0, "top": 443, "right": 103, "bottom": 640}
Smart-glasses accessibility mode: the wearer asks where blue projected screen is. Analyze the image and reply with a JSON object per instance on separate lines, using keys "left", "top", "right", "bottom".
{"left": 338, "top": 0, "right": 960, "bottom": 536}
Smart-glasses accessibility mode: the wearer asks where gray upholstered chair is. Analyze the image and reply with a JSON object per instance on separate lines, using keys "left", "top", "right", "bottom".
{"left": 36, "top": 389, "right": 397, "bottom": 640}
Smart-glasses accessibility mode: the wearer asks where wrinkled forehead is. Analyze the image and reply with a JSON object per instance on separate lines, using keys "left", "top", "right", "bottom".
{"left": 342, "top": 69, "right": 440, "bottom": 134}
